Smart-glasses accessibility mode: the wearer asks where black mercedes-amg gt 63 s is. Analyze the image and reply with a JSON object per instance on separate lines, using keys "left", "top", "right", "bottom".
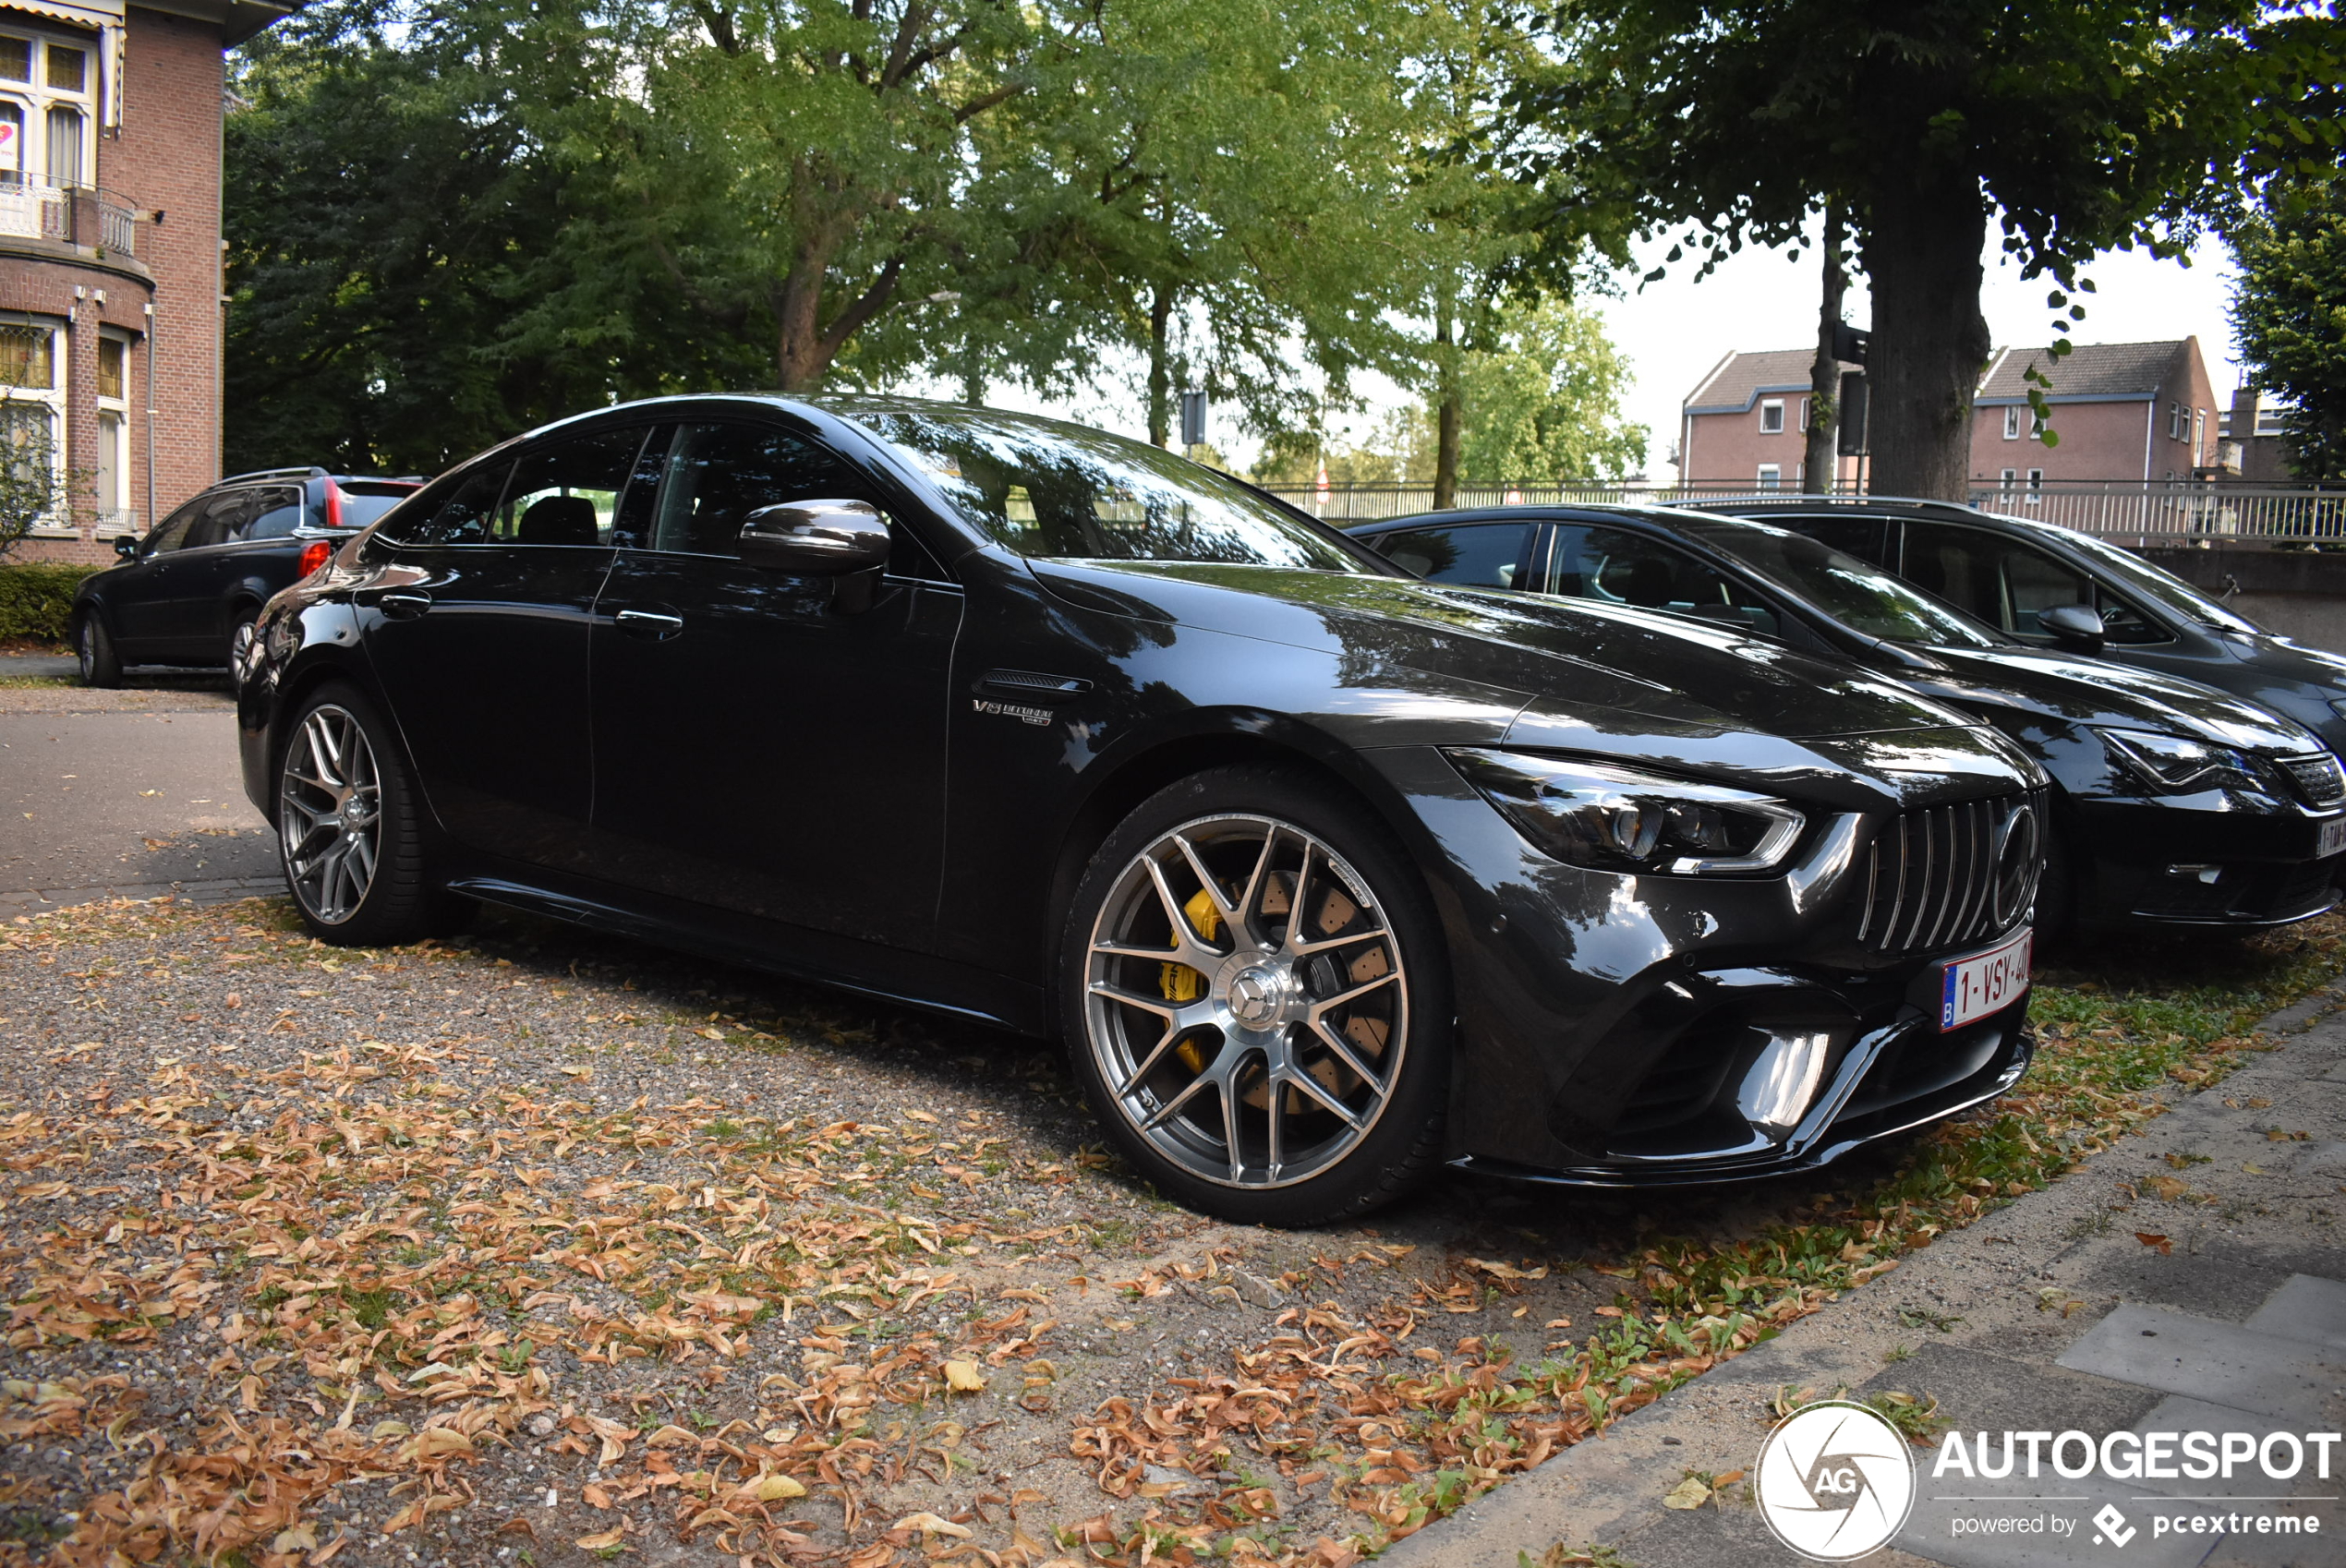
{"left": 238, "top": 396, "right": 2044, "bottom": 1224}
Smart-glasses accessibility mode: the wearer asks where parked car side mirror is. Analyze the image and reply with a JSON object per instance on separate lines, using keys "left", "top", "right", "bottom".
{"left": 737, "top": 500, "right": 892, "bottom": 575}
{"left": 113, "top": 535, "right": 137, "bottom": 561}
{"left": 2039, "top": 603, "right": 2106, "bottom": 651}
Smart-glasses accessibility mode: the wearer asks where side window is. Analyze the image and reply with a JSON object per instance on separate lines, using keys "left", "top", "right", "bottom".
{"left": 1370, "top": 523, "right": 1535, "bottom": 588}
{"left": 244, "top": 486, "right": 306, "bottom": 541}
{"left": 1899, "top": 521, "right": 2007, "bottom": 627}
{"left": 651, "top": 422, "right": 874, "bottom": 558}
{"left": 183, "top": 490, "right": 257, "bottom": 550}
{"left": 1552, "top": 525, "right": 1783, "bottom": 638}
{"left": 1775, "top": 513, "right": 1888, "bottom": 566}
{"left": 2094, "top": 590, "right": 2173, "bottom": 645}
{"left": 140, "top": 498, "right": 203, "bottom": 556}
{"left": 495, "top": 427, "right": 651, "bottom": 546}
{"left": 394, "top": 460, "right": 514, "bottom": 547}
{"left": 1903, "top": 521, "right": 2093, "bottom": 640}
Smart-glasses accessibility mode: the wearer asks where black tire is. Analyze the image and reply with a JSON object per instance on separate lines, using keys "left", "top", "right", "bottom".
{"left": 226, "top": 604, "right": 261, "bottom": 673}
{"left": 75, "top": 613, "right": 121, "bottom": 688}
{"left": 274, "top": 681, "right": 467, "bottom": 946}
{"left": 1059, "top": 764, "right": 1451, "bottom": 1226}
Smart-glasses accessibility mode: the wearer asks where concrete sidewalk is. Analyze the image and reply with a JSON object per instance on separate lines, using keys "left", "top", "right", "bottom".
{"left": 1387, "top": 987, "right": 2346, "bottom": 1568}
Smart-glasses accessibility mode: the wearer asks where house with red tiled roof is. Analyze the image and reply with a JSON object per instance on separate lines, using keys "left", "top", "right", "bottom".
{"left": 1678, "top": 338, "right": 2220, "bottom": 491}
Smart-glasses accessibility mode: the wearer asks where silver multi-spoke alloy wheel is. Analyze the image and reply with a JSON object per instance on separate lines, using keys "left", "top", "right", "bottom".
{"left": 1082, "top": 813, "right": 1409, "bottom": 1189}
{"left": 278, "top": 703, "right": 383, "bottom": 924}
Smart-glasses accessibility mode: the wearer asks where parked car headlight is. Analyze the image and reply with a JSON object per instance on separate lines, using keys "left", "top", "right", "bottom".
{"left": 2096, "top": 728, "right": 2264, "bottom": 794}
{"left": 1445, "top": 749, "right": 1806, "bottom": 874}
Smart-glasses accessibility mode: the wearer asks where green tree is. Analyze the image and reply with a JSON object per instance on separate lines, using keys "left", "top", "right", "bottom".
{"left": 224, "top": 6, "right": 744, "bottom": 475}
{"left": 1449, "top": 299, "right": 1647, "bottom": 480}
{"left": 1516, "top": 2, "right": 2343, "bottom": 499}
{"left": 2230, "top": 176, "right": 2346, "bottom": 481}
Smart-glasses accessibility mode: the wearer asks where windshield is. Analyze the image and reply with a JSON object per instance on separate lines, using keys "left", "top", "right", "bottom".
{"left": 2051, "top": 525, "right": 2262, "bottom": 634}
{"left": 831, "top": 401, "right": 1372, "bottom": 572}
{"left": 1676, "top": 514, "right": 2005, "bottom": 648}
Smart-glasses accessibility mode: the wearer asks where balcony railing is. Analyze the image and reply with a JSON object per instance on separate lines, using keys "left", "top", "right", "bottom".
{"left": 1256, "top": 477, "right": 2346, "bottom": 545}
{"left": 0, "top": 176, "right": 137, "bottom": 257}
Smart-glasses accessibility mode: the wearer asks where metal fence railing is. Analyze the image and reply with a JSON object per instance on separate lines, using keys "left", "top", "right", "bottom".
{"left": 0, "top": 177, "right": 139, "bottom": 256}
{"left": 1258, "top": 478, "right": 2346, "bottom": 544}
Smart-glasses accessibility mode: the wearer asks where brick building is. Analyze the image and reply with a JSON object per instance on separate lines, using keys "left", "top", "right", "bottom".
{"left": 1679, "top": 338, "right": 2222, "bottom": 493}
{"left": 2, "top": 0, "right": 287, "bottom": 564}
{"left": 2219, "top": 385, "right": 2297, "bottom": 483}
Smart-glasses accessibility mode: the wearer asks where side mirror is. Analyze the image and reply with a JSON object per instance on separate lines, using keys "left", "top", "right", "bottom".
{"left": 113, "top": 535, "right": 137, "bottom": 561}
{"left": 737, "top": 500, "right": 892, "bottom": 575}
{"left": 2039, "top": 603, "right": 2106, "bottom": 651}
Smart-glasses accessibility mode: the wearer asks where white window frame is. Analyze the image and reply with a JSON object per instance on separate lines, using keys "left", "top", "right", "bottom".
{"left": 1756, "top": 463, "right": 1782, "bottom": 489}
{"left": 2168, "top": 402, "right": 2181, "bottom": 440}
{"left": 93, "top": 327, "right": 127, "bottom": 525}
{"left": 2194, "top": 408, "right": 2207, "bottom": 466}
{"left": 2025, "top": 467, "right": 2044, "bottom": 505}
{"left": 1798, "top": 395, "right": 1811, "bottom": 432}
{"left": 0, "top": 27, "right": 94, "bottom": 195}
{"left": 1759, "top": 399, "right": 1784, "bottom": 435}
{"left": 2000, "top": 466, "right": 2018, "bottom": 489}
{"left": 0, "top": 316, "right": 65, "bottom": 534}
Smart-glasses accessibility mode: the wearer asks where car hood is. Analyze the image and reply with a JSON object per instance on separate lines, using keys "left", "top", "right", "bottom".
{"left": 1029, "top": 558, "right": 1984, "bottom": 742}
{"left": 1914, "top": 645, "right": 2319, "bottom": 755}
{"left": 2224, "top": 629, "right": 2346, "bottom": 693}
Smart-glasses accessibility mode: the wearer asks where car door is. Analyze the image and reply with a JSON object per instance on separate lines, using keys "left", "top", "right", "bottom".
{"left": 106, "top": 496, "right": 203, "bottom": 654}
{"left": 175, "top": 484, "right": 303, "bottom": 654}
{"left": 586, "top": 417, "right": 963, "bottom": 949}
{"left": 1764, "top": 512, "right": 1891, "bottom": 567}
{"left": 357, "top": 425, "right": 637, "bottom": 869}
{"left": 148, "top": 488, "right": 261, "bottom": 657}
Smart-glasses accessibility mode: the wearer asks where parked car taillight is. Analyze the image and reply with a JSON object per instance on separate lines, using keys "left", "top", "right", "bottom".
{"left": 324, "top": 481, "right": 345, "bottom": 528}
{"left": 297, "top": 539, "right": 333, "bottom": 577}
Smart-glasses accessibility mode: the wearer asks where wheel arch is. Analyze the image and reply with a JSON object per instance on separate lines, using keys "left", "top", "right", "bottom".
{"left": 1040, "top": 718, "right": 1450, "bottom": 993}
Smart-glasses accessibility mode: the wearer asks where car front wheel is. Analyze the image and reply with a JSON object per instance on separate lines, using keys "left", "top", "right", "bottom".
{"left": 75, "top": 614, "right": 121, "bottom": 687}
{"left": 1062, "top": 766, "right": 1450, "bottom": 1225}
{"left": 276, "top": 683, "right": 458, "bottom": 945}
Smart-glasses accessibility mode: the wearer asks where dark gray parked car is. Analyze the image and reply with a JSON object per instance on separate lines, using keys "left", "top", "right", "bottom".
{"left": 71, "top": 467, "right": 420, "bottom": 684}
{"left": 1691, "top": 495, "right": 2346, "bottom": 762}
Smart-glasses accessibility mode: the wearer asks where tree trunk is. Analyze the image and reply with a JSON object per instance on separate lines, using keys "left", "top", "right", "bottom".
{"left": 1432, "top": 304, "right": 1460, "bottom": 510}
{"left": 1804, "top": 202, "right": 1845, "bottom": 493}
{"left": 1863, "top": 174, "right": 1990, "bottom": 501}
{"left": 1146, "top": 281, "right": 1174, "bottom": 447}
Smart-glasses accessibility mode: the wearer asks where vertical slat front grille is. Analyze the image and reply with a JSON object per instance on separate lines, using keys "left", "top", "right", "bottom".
{"left": 1855, "top": 791, "right": 2040, "bottom": 956}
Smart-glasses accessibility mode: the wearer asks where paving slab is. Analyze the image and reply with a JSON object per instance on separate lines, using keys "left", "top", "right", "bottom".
{"left": 2247, "top": 1277, "right": 2346, "bottom": 1352}
{"left": 2056, "top": 1305, "right": 2346, "bottom": 1422}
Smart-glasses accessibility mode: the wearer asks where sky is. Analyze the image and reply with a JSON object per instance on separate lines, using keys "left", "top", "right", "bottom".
{"left": 925, "top": 217, "right": 2246, "bottom": 484}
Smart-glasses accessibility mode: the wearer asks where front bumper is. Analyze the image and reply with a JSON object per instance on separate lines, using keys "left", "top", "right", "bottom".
{"left": 2069, "top": 794, "right": 2343, "bottom": 928}
{"left": 1366, "top": 743, "right": 2041, "bottom": 1186}
{"left": 1451, "top": 989, "right": 2030, "bottom": 1188}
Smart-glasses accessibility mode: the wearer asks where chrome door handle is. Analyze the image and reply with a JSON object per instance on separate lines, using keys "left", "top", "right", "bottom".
{"left": 374, "top": 589, "right": 432, "bottom": 621}
{"left": 615, "top": 609, "right": 683, "bottom": 640}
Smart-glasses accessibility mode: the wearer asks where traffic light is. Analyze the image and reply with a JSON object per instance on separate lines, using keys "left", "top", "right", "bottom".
{"left": 1837, "top": 371, "right": 1868, "bottom": 456}
{"left": 1832, "top": 322, "right": 1869, "bottom": 366}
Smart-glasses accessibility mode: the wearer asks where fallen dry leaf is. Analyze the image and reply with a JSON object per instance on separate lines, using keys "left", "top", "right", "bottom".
{"left": 1663, "top": 1477, "right": 1710, "bottom": 1510}
{"left": 2134, "top": 1232, "right": 2173, "bottom": 1255}
{"left": 943, "top": 1359, "right": 987, "bottom": 1393}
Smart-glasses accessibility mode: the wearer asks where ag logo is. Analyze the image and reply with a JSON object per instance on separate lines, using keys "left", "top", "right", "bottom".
{"left": 1754, "top": 1401, "right": 1916, "bottom": 1562}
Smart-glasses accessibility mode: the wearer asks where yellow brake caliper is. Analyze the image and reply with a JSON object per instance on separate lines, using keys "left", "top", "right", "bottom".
{"left": 1159, "top": 888, "right": 1221, "bottom": 1072}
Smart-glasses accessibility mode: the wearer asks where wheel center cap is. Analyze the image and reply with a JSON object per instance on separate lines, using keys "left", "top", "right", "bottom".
{"left": 1227, "top": 966, "right": 1284, "bottom": 1027}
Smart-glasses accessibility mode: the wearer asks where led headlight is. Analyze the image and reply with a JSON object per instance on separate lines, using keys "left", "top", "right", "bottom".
{"left": 2096, "top": 728, "right": 2265, "bottom": 795}
{"left": 1445, "top": 749, "right": 1806, "bottom": 874}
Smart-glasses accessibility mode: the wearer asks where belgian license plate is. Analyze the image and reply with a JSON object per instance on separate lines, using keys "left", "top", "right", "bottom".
{"left": 1940, "top": 929, "right": 2032, "bottom": 1031}
{"left": 2319, "top": 817, "right": 2346, "bottom": 859}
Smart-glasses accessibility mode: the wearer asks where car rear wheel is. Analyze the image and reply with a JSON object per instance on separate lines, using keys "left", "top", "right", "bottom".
{"left": 276, "top": 683, "right": 461, "bottom": 945}
{"left": 1062, "top": 766, "right": 1450, "bottom": 1225}
{"left": 227, "top": 608, "right": 260, "bottom": 674}
{"left": 75, "top": 615, "right": 120, "bottom": 688}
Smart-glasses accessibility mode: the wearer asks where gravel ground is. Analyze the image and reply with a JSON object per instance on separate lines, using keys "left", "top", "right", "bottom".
{"left": 1, "top": 893, "right": 2336, "bottom": 1568}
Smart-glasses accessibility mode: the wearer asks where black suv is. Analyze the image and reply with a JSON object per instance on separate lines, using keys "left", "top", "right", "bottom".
{"left": 72, "top": 468, "right": 420, "bottom": 684}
